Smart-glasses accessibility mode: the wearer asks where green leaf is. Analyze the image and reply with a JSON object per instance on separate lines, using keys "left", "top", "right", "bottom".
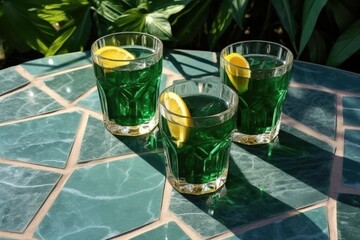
{"left": 35, "top": 0, "right": 91, "bottom": 56}
{"left": 145, "top": 12, "right": 173, "bottom": 40}
{"left": 298, "top": 0, "right": 327, "bottom": 57}
{"left": 271, "top": 0, "right": 298, "bottom": 54}
{"left": 91, "top": 0, "right": 128, "bottom": 22}
{"left": 307, "top": 29, "right": 327, "bottom": 63}
{"left": 148, "top": 0, "right": 192, "bottom": 18}
{"left": 46, "top": 22, "right": 77, "bottom": 56}
{"left": 230, "top": 0, "right": 249, "bottom": 29}
{"left": 114, "top": 8, "right": 146, "bottom": 31}
{"left": 326, "top": 0, "right": 357, "bottom": 32}
{"left": 171, "top": 0, "right": 212, "bottom": 46}
{"left": 208, "top": 0, "right": 233, "bottom": 50}
{"left": 39, "top": 0, "right": 89, "bottom": 24}
{"left": 341, "top": 0, "right": 360, "bottom": 15}
{"left": 0, "top": 0, "right": 57, "bottom": 53}
{"left": 326, "top": 19, "right": 360, "bottom": 67}
{"left": 46, "top": 8, "right": 92, "bottom": 56}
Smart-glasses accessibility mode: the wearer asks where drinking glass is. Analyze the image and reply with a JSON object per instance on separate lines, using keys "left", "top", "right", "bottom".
{"left": 159, "top": 80, "right": 238, "bottom": 195}
{"left": 91, "top": 32, "right": 163, "bottom": 136}
{"left": 220, "top": 40, "right": 293, "bottom": 145}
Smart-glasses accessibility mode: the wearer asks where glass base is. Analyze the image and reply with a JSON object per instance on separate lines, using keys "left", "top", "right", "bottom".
{"left": 104, "top": 116, "right": 158, "bottom": 136}
{"left": 233, "top": 121, "right": 280, "bottom": 145}
{"left": 167, "top": 170, "right": 228, "bottom": 195}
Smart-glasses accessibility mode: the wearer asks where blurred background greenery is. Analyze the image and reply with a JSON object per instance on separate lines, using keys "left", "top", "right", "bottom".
{"left": 1, "top": 0, "right": 359, "bottom": 73}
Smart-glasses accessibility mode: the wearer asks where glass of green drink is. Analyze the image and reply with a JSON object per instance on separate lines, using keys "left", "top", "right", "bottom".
{"left": 159, "top": 80, "right": 238, "bottom": 195}
{"left": 220, "top": 41, "right": 293, "bottom": 145}
{"left": 91, "top": 32, "right": 163, "bottom": 136}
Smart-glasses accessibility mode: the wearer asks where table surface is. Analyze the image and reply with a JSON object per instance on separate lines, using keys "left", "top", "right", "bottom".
{"left": 0, "top": 49, "right": 360, "bottom": 240}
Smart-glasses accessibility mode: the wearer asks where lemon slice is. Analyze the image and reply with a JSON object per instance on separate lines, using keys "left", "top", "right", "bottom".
{"left": 161, "top": 92, "right": 191, "bottom": 148}
{"left": 224, "top": 53, "right": 251, "bottom": 93}
{"left": 95, "top": 46, "right": 135, "bottom": 68}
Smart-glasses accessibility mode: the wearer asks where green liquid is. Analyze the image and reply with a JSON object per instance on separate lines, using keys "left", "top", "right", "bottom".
{"left": 93, "top": 47, "right": 162, "bottom": 126}
{"left": 223, "top": 55, "right": 291, "bottom": 134}
{"left": 160, "top": 95, "right": 236, "bottom": 184}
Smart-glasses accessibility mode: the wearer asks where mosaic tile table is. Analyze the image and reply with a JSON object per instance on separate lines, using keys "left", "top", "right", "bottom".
{"left": 0, "top": 50, "right": 360, "bottom": 240}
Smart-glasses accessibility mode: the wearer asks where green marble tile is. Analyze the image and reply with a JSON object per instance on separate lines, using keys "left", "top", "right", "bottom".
{"left": 164, "top": 50, "right": 218, "bottom": 79}
{"left": 170, "top": 126, "right": 333, "bottom": 238}
{"left": 77, "top": 90, "right": 101, "bottom": 112}
{"left": 0, "top": 86, "right": 63, "bottom": 123}
{"left": 343, "top": 97, "right": 360, "bottom": 126}
{"left": 0, "top": 66, "right": 29, "bottom": 95}
{"left": 42, "top": 66, "right": 96, "bottom": 102}
{"left": 337, "top": 194, "right": 360, "bottom": 240}
{"left": 342, "top": 130, "right": 360, "bottom": 188}
{"left": 21, "top": 51, "right": 91, "bottom": 76}
{"left": 170, "top": 187, "right": 226, "bottom": 237}
{"left": 292, "top": 61, "right": 360, "bottom": 93}
{"left": 343, "top": 96, "right": 360, "bottom": 108}
{"left": 78, "top": 116, "right": 132, "bottom": 162}
{"left": 230, "top": 127, "right": 333, "bottom": 209}
{"left": 0, "top": 163, "right": 60, "bottom": 232}
{"left": 280, "top": 124, "right": 334, "bottom": 153}
{"left": 34, "top": 154, "right": 165, "bottom": 240}
{"left": 78, "top": 116, "right": 160, "bottom": 163}
{"left": 284, "top": 87, "right": 336, "bottom": 139}
{"left": 0, "top": 111, "right": 81, "bottom": 168}
{"left": 226, "top": 207, "right": 328, "bottom": 240}
{"left": 130, "top": 221, "right": 191, "bottom": 240}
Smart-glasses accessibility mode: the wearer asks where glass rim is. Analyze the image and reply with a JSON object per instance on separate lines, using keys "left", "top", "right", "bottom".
{"left": 220, "top": 40, "right": 294, "bottom": 72}
{"left": 159, "top": 80, "right": 238, "bottom": 124}
{"left": 91, "top": 31, "right": 163, "bottom": 62}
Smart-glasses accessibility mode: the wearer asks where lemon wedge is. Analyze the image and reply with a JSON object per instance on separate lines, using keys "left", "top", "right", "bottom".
{"left": 224, "top": 53, "right": 251, "bottom": 93}
{"left": 161, "top": 92, "right": 191, "bottom": 148}
{"left": 95, "top": 46, "right": 135, "bottom": 68}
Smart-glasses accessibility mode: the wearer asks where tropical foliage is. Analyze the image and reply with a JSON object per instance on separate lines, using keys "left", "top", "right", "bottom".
{"left": 0, "top": 0, "right": 359, "bottom": 72}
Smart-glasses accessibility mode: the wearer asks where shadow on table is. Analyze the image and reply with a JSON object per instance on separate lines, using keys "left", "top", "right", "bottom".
{"left": 170, "top": 128, "right": 333, "bottom": 238}
{"left": 164, "top": 50, "right": 219, "bottom": 79}
{"left": 112, "top": 127, "right": 166, "bottom": 175}
{"left": 113, "top": 127, "right": 163, "bottom": 153}
{"left": 111, "top": 121, "right": 333, "bottom": 238}
{"left": 238, "top": 128, "right": 333, "bottom": 197}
